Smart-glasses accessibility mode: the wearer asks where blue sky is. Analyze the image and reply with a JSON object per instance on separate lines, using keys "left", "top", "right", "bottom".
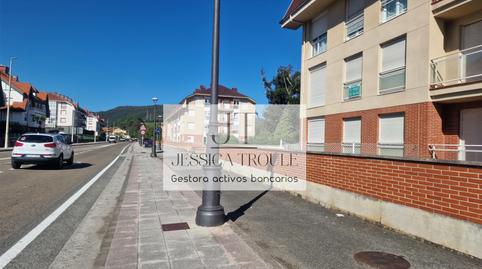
{"left": 0, "top": 0, "right": 300, "bottom": 111}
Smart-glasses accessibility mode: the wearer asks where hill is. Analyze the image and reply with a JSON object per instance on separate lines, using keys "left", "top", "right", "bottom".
{"left": 97, "top": 105, "right": 163, "bottom": 137}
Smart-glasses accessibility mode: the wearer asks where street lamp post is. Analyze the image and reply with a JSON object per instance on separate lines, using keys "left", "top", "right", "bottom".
{"left": 4, "top": 57, "right": 17, "bottom": 148}
{"left": 195, "top": 0, "right": 225, "bottom": 227}
{"left": 151, "top": 97, "right": 158, "bottom": 157}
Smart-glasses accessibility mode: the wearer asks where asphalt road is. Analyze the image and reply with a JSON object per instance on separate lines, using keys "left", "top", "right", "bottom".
{"left": 221, "top": 190, "right": 482, "bottom": 269}
{"left": 0, "top": 142, "right": 129, "bottom": 268}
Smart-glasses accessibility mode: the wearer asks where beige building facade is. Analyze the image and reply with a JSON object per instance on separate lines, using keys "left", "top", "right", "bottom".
{"left": 164, "top": 85, "right": 256, "bottom": 149}
{"left": 282, "top": 0, "right": 482, "bottom": 161}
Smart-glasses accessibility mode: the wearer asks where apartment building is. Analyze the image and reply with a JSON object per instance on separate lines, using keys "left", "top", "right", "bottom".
{"left": 46, "top": 92, "right": 87, "bottom": 141}
{"left": 279, "top": 0, "right": 482, "bottom": 258}
{"left": 86, "top": 112, "right": 101, "bottom": 138}
{"left": 164, "top": 85, "right": 256, "bottom": 148}
{"left": 0, "top": 66, "right": 50, "bottom": 145}
{"left": 281, "top": 0, "right": 482, "bottom": 162}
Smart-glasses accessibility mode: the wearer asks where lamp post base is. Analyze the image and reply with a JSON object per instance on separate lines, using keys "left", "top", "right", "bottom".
{"left": 195, "top": 205, "right": 225, "bottom": 227}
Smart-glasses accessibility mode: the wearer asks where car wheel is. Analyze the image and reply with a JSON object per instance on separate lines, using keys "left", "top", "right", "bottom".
{"left": 11, "top": 161, "right": 21, "bottom": 169}
{"left": 66, "top": 152, "right": 74, "bottom": 165}
{"left": 55, "top": 155, "right": 64, "bottom": 169}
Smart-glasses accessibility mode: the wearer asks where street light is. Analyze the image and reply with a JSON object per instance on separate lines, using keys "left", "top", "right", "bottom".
{"left": 4, "top": 57, "right": 17, "bottom": 148}
{"left": 195, "top": 0, "right": 225, "bottom": 227}
{"left": 151, "top": 97, "right": 158, "bottom": 157}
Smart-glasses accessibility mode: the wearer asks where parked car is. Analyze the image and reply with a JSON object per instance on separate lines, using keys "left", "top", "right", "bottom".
{"left": 11, "top": 133, "right": 74, "bottom": 169}
{"left": 108, "top": 135, "right": 117, "bottom": 143}
{"left": 143, "top": 139, "right": 153, "bottom": 148}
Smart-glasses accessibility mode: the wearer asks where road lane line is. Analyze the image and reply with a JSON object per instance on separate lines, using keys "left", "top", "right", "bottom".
{"left": 0, "top": 144, "right": 130, "bottom": 268}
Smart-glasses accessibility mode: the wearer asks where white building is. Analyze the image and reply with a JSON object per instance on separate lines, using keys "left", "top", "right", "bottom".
{"left": 1, "top": 66, "right": 49, "bottom": 145}
{"left": 46, "top": 92, "right": 86, "bottom": 141}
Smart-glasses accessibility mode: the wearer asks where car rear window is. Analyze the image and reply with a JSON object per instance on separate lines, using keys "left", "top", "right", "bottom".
{"left": 19, "top": 135, "right": 54, "bottom": 143}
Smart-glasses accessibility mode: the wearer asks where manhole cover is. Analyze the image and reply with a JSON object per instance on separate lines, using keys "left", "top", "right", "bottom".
{"left": 161, "top": 222, "right": 190, "bottom": 232}
{"left": 354, "top": 251, "right": 410, "bottom": 269}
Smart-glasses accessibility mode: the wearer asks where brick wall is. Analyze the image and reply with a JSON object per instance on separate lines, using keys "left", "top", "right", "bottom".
{"left": 307, "top": 101, "right": 482, "bottom": 160}
{"left": 307, "top": 153, "right": 482, "bottom": 224}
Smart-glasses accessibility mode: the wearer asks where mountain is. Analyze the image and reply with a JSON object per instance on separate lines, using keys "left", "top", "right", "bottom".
{"left": 97, "top": 105, "right": 163, "bottom": 138}
{"left": 97, "top": 105, "right": 163, "bottom": 124}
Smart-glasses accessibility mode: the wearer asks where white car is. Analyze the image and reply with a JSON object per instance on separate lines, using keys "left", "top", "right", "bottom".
{"left": 108, "top": 135, "right": 117, "bottom": 143}
{"left": 11, "top": 133, "right": 74, "bottom": 169}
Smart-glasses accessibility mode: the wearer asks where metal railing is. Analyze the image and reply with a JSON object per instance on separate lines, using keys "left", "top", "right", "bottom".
{"left": 428, "top": 144, "right": 482, "bottom": 162}
{"left": 431, "top": 45, "right": 482, "bottom": 87}
{"left": 307, "top": 143, "right": 409, "bottom": 158}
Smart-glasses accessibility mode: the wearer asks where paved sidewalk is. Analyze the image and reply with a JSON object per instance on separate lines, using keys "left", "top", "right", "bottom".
{"left": 104, "top": 144, "right": 270, "bottom": 269}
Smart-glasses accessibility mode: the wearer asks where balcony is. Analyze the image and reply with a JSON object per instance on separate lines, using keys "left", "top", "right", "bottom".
{"left": 430, "top": 45, "right": 482, "bottom": 102}
{"left": 432, "top": 0, "right": 481, "bottom": 19}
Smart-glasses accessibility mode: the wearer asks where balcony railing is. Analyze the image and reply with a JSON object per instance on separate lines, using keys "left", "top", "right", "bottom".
{"left": 429, "top": 144, "right": 482, "bottom": 162}
{"left": 431, "top": 45, "right": 482, "bottom": 88}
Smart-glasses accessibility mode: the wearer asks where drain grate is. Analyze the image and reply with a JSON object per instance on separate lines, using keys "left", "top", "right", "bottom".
{"left": 161, "top": 222, "right": 190, "bottom": 232}
{"left": 354, "top": 251, "right": 411, "bottom": 269}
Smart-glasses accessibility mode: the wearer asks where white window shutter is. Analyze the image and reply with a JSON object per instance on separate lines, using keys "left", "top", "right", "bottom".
{"left": 346, "top": 55, "right": 363, "bottom": 82}
{"left": 343, "top": 118, "right": 361, "bottom": 143}
{"left": 382, "top": 38, "right": 406, "bottom": 72}
{"left": 308, "top": 119, "right": 325, "bottom": 144}
{"left": 379, "top": 114, "right": 404, "bottom": 143}
{"left": 311, "top": 14, "right": 327, "bottom": 40}
{"left": 309, "top": 65, "right": 326, "bottom": 107}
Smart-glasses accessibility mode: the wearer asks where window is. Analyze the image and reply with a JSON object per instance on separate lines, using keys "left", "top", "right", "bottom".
{"left": 60, "top": 118, "right": 67, "bottom": 123}
{"left": 309, "top": 64, "right": 326, "bottom": 108}
{"left": 346, "top": 0, "right": 364, "bottom": 40}
{"left": 378, "top": 114, "right": 404, "bottom": 156}
{"left": 311, "top": 14, "right": 327, "bottom": 56}
{"left": 187, "top": 123, "right": 195, "bottom": 130}
{"left": 61, "top": 110, "right": 67, "bottom": 115}
{"left": 343, "top": 118, "right": 361, "bottom": 154}
{"left": 61, "top": 103, "right": 67, "bottom": 109}
{"left": 381, "top": 0, "right": 407, "bottom": 23}
{"left": 307, "top": 119, "right": 325, "bottom": 152}
{"left": 380, "top": 37, "right": 406, "bottom": 93}
{"left": 188, "top": 109, "right": 195, "bottom": 116}
{"left": 185, "top": 136, "right": 194, "bottom": 144}
{"left": 344, "top": 54, "right": 363, "bottom": 100}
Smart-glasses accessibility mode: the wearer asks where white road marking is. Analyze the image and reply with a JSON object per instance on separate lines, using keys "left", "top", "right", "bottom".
{"left": 0, "top": 144, "right": 130, "bottom": 268}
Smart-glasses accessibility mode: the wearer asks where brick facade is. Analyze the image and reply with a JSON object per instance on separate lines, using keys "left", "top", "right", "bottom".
{"left": 306, "top": 153, "right": 482, "bottom": 225}
{"left": 307, "top": 101, "right": 482, "bottom": 160}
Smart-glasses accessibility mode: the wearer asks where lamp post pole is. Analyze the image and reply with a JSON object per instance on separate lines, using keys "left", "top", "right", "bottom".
{"left": 196, "top": 0, "right": 225, "bottom": 227}
{"left": 4, "top": 57, "right": 17, "bottom": 148}
{"left": 151, "top": 97, "right": 158, "bottom": 157}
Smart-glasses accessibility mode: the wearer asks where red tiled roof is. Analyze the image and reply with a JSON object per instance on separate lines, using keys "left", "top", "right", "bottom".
{"left": 281, "top": 0, "right": 310, "bottom": 23}
{"left": 0, "top": 99, "right": 28, "bottom": 111}
{"left": 37, "top": 92, "right": 48, "bottom": 101}
{"left": 47, "top": 92, "right": 78, "bottom": 108}
{"left": 194, "top": 85, "right": 248, "bottom": 98}
{"left": 181, "top": 84, "right": 255, "bottom": 104}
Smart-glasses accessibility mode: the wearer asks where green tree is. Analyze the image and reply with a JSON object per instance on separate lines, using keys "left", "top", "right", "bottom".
{"left": 261, "top": 65, "right": 300, "bottom": 104}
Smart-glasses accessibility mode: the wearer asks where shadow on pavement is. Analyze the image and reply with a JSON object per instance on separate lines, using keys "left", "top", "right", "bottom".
{"left": 225, "top": 190, "right": 269, "bottom": 223}
{"left": 23, "top": 162, "right": 92, "bottom": 170}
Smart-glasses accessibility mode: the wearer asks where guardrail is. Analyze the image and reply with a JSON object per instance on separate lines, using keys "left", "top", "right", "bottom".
{"left": 430, "top": 44, "right": 482, "bottom": 88}
{"left": 428, "top": 144, "right": 482, "bottom": 161}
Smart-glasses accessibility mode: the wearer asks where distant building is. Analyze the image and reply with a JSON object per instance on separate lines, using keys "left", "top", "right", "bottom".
{"left": 46, "top": 92, "right": 86, "bottom": 142}
{"left": 0, "top": 66, "right": 49, "bottom": 146}
{"left": 86, "top": 112, "right": 101, "bottom": 138}
{"left": 164, "top": 85, "right": 256, "bottom": 147}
